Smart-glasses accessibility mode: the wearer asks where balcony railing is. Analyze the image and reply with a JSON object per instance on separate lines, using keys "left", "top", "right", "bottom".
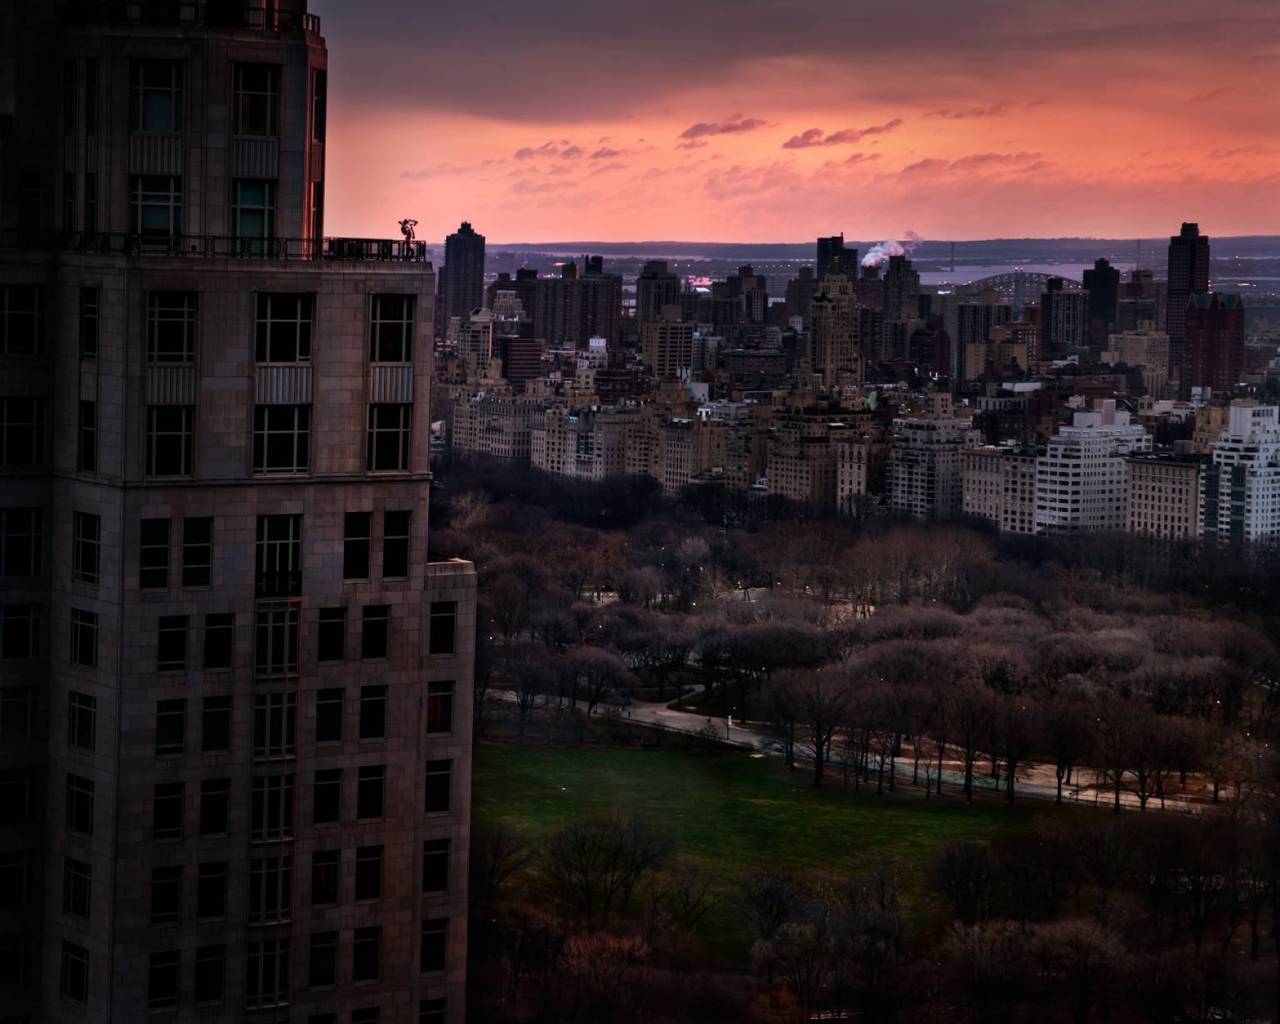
{"left": 6, "top": 230, "right": 430, "bottom": 264}
{"left": 65, "top": 1, "right": 321, "bottom": 33}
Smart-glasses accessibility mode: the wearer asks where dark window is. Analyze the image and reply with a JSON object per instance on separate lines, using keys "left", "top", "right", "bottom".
{"left": 157, "top": 614, "right": 188, "bottom": 670}
{"left": 361, "top": 605, "right": 390, "bottom": 660}
{"left": 358, "top": 685, "right": 386, "bottom": 740}
{"left": 145, "top": 405, "right": 194, "bottom": 477}
{"left": 70, "top": 608, "right": 98, "bottom": 668}
{"left": 253, "top": 404, "right": 310, "bottom": 473}
{"left": 0, "top": 603, "right": 40, "bottom": 659}
{"left": 248, "top": 855, "right": 291, "bottom": 923}
{"left": 310, "top": 850, "right": 339, "bottom": 905}
{"left": 147, "top": 292, "right": 196, "bottom": 364}
{"left": 354, "top": 844, "right": 382, "bottom": 901}
{"left": 318, "top": 607, "right": 345, "bottom": 661}
{"left": 0, "top": 934, "right": 31, "bottom": 989}
{"left": 62, "top": 856, "right": 91, "bottom": 917}
{"left": 383, "top": 510, "right": 410, "bottom": 578}
{"left": 353, "top": 1009, "right": 380, "bottom": 1024}
{"left": 204, "top": 612, "right": 234, "bottom": 669}
{"left": 200, "top": 778, "right": 230, "bottom": 835}
{"left": 154, "top": 698, "right": 186, "bottom": 755}
{"left": 424, "top": 759, "right": 451, "bottom": 814}
{"left": 0, "top": 285, "right": 43, "bottom": 355}
{"left": 253, "top": 691, "right": 296, "bottom": 758}
{"left": 250, "top": 773, "right": 294, "bottom": 841}
{"left": 308, "top": 930, "right": 337, "bottom": 988}
{"left": 343, "top": 512, "right": 371, "bottom": 579}
{"left": 255, "top": 513, "right": 302, "bottom": 596}
{"left": 1, "top": 686, "right": 38, "bottom": 741}
{"left": 310, "top": 1014, "right": 338, "bottom": 1024}
{"left": 197, "top": 862, "right": 227, "bottom": 919}
{"left": 312, "top": 69, "right": 327, "bottom": 141}
{"left": 427, "top": 681, "right": 454, "bottom": 735}
{"left": 72, "top": 512, "right": 99, "bottom": 583}
{"left": 316, "top": 688, "right": 343, "bottom": 743}
{"left": 313, "top": 768, "right": 341, "bottom": 824}
{"left": 131, "top": 60, "right": 183, "bottom": 132}
{"left": 0, "top": 508, "right": 42, "bottom": 577}
{"left": 66, "top": 773, "right": 94, "bottom": 834}
{"left": 420, "top": 999, "right": 448, "bottom": 1024}
{"left": 194, "top": 945, "right": 224, "bottom": 1004}
{"left": 61, "top": 941, "right": 89, "bottom": 1003}
{"left": 246, "top": 938, "right": 290, "bottom": 1009}
{"left": 255, "top": 293, "right": 312, "bottom": 362}
{"left": 139, "top": 518, "right": 170, "bottom": 588}
{"left": 0, "top": 769, "right": 32, "bottom": 824}
{"left": 0, "top": 397, "right": 45, "bottom": 468}
{"left": 367, "top": 404, "right": 412, "bottom": 471}
{"left": 370, "top": 294, "right": 414, "bottom": 363}
{"left": 233, "top": 63, "right": 280, "bottom": 136}
{"left": 79, "top": 287, "right": 98, "bottom": 359}
{"left": 130, "top": 174, "right": 182, "bottom": 237}
{"left": 68, "top": 691, "right": 95, "bottom": 750}
{"left": 0, "top": 851, "right": 31, "bottom": 909}
{"left": 64, "top": 170, "right": 75, "bottom": 232}
{"left": 352, "top": 926, "right": 381, "bottom": 983}
{"left": 152, "top": 781, "right": 184, "bottom": 839}
{"left": 181, "top": 516, "right": 212, "bottom": 586}
{"left": 64, "top": 59, "right": 76, "bottom": 132}
{"left": 148, "top": 951, "right": 179, "bottom": 1009}
{"left": 85, "top": 171, "right": 98, "bottom": 231}
{"left": 422, "top": 839, "right": 450, "bottom": 893}
{"left": 201, "top": 696, "right": 232, "bottom": 752}
{"left": 255, "top": 602, "right": 299, "bottom": 678}
{"left": 150, "top": 866, "right": 182, "bottom": 923}
{"left": 77, "top": 399, "right": 97, "bottom": 472}
{"left": 428, "top": 601, "right": 456, "bottom": 656}
{"left": 420, "top": 918, "right": 447, "bottom": 974}
{"left": 233, "top": 178, "right": 276, "bottom": 248}
{"left": 85, "top": 57, "right": 98, "bottom": 134}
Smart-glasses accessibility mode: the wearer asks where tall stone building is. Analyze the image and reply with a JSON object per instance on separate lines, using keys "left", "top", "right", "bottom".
{"left": 809, "top": 274, "right": 861, "bottom": 388}
{"left": 440, "top": 221, "right": 486, "bottom": 337}
{"left": 0, "top": 4, "right": 474, "bottom": 1022}
{"left": 1166, "top": 222, "right": 1211, "bottom": 383}
{"left": 1183, "top": 292, "right": 1245, "bottom": 397}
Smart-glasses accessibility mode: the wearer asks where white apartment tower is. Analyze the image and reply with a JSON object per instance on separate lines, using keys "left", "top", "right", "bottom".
{"left": 1201, "top": 403, "right": 1280, "bottom": 543}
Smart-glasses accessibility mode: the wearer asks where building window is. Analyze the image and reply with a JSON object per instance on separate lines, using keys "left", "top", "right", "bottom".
{"left": 308, "top": 930, "right": 338, "bottom": 989}
{"left": 246, "top": 938, "right": 290, "bottom": 1009}
{"left": 152, "top": 781, "right": 185, "bottom": 839}
{"left": 0, "top": 508, "right": 42, "bottom": 577}
{"left": 383, "top": 510, "right": 410, "bottom": 578}
{"left": 312, "top": 768, "right": 341, "bottom": 825}
{"left": 309, "top": 179, "right": 324, "bottom": 243}
{"left": 424, "top": 759, "right": 451, "bottom": 814}
{"left": 317, "top": 607, "right": 345, "bottom": 662}
{"left": 255, "top": 602, "right": 299, "bottom": 678}
{"left": 367, "top": 404, "right": 411, "bottom": 471}
{"left": 77, "top": 399, "right": 97, "bottom": 473}
{"left": 147, "top": 291, "right": 196, "bottom": 364}
{"left": 195, "top": 945, "right": 225, "bottom": 1004}
{"left": 355, "top": 844, "right": 383, "bottom": 901}
{"left": 61, "top": 941, "right": 90, "bottom": 1003}
{"left": 148, "top": 951, "right": 180, "bottom": 1009}
{"left": 0, "top": 284, "right": 43, "bottom": 355}
{"left": 64, "top": 170, "right": 76, "bottom": 232}
{"left": 255, "top": 293, "right": 312, "bottom": 362}
{"left": 66, "top": 773, "right": 95, "bottom": 834}
{"left": 311, "top": 850, "right": 339, "bottom": 905}
{"left": 204, "top": 612, "right": 234, "bottom": 669}
{"left": 131, "top": 60, "right": 183, "bottom": 133}
{"left": 145, "top": 405, "right": 194, "bottom": 477}
{"left": 150, "top": 866, "right": 182, "bottom": 923}
{"left": 68, "top": 691, "right": 96, "bottom": 751}
{"left": 1, "top": 686, "right": 38, "bottom": 741}
{"left": 253, "top": 691, "right": 296, "bottom": 759}
{"left": 352, "top": 926, "right": 381, "bottom": 983}
{"left": 361, "top": 605, "right": 390, "bottom": 660}
{"left": 0, "top": 769, "right": 32, "bottom": 824}
{"left": 139, "top": 518, "right": 171, "bottom": 589}
{"left": 0, "top": 853, "right": 30, "bottom": 910}
{"left": 426, "top": 681, "right": 455, "bottom": 735}
{"left": 0, "top": 603, "right": 40, "bottom": 659}
{"left": 154, "top": 698, "right": 185, "bottom": 755}
{"left": 200, "top": 778, "right": 231, "bottom": 835}
{"left": 358, "top": 685, "right": 386, "bottom": 740}
{"left": 63, "top": 59, "right": 76, "bottom": 131}
{"left": 420, "top": 999, "right": 448, "bottom": 1024}
{"left": 70, "top": 609, "right": 98, "bottom": 668}
{"left": 233, "top": 178, "right": 276, "bottom": 248}
{"left": 248, "top": 855, "right": 292, "bottom": 924}
{"left": 72, "top": 512, "right": 100, "bottom": 584}
{"left": 233, "top": 64, "right": 280, "bottom": 136}
{"left": 370, "top": 294, "right": 414, "bottom": 363}
{"left": 85, "top": 171, "right": 98, "bottom": 231}
{"left": 422, "top": 839, "right": 450, "bottom": 894}
{"left": 1, "top": 396, "right": 45, "bottom": 467}
{"left": 255, "top": 513, "right": 302, "bottom": 596}
{"left": 429, "top": 601, "right": 456, "bottom": 656}
{"left": 157, "top": 614, "right": 188, "bottom": 671}
{"left": 251, "top": 773, "right": 294, "bottom": 841}
{"left": 197, "top": 862, "right": 227, "bottom": 919}
{"left": 85, "top": 57, "right": 98, "bottom": 133}
{"left": 312, "top": 69, "right": 327, "bottom": 141}
{"left": 253, "top": 404, "right": 311, "bottom": 473}
{"left": 356, "top": 765, "right": 385, "bottom": 820}
{"left": 201, "top": 696, "right": 232, "bottom": 753}
{"left": 182, "top": 516, "right": 212, "bottom": 586}
{"left": 129, "top": 174, "right": 182, "bottom": 238}
{"left": 353, "top": 1009, "right": 381, "bottom": 1024}
{"left": 420, "top": 919, "right": 447, "bottom": 974}
{"left": 343, "top": 512, "right": 371, "bottom": 579}
{"left": 63, "top": 857, "right": 92, "bottom": 918}
{"left": 316, "top": 689, "right": 343, "bottom": 743}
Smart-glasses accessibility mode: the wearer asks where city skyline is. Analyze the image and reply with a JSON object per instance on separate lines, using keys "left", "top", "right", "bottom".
{"left": 312, "top": 0, "right": 1279, "bottom": 243}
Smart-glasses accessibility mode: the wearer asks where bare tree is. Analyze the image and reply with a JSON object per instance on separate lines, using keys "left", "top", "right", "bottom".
{"left": 471, "top": 823, "right": 536, "bottom": 908}
{"left": 777, "top": 667, "right": 856, "bottom": 787}
{"left": 543, "top": 816, "right": 672, "bottom": 924}
{"left": 929, "top": 842, "right": 996, "bottom": 927}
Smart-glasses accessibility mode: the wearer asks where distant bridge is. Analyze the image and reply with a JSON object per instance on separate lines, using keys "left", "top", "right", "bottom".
{"left": 954, "top": 271, "right": 1082, "bottom": 313}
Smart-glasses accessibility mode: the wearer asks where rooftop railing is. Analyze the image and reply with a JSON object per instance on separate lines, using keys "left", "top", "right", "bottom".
{"left": 65, "top": 1, "right": 321, "bottom": 34}
{"left": 5, "top": 230, "right": 430, "bottom": 264}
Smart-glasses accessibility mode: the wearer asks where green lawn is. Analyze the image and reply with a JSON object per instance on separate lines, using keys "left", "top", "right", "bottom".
{"left": 473, "top": 741, "right": 1040, "bottom": 959}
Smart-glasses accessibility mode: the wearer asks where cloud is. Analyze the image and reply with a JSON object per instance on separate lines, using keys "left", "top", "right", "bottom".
{"left": 844, "top": 152, "right": 881, "bottom": 166}
{"left": 782, "top": 119, "right": 903, "bottom": 148}
{"left": 1190, "top": 86, "right": 1231, "bottom": 103}
{"left": 591, "top": 147, "right": 622, "bottom": 159}
{"left": 560, "top": 145, "right": 584, "bottom": 159}
{"left": 676, "top": 139, "right": 709, "bottom": 150}
{"left": 925, "top": 103, "right": 1009, "bottom": 119}
{"left": 399, "top": 159, "right": 499, "bottom": 180}
{"left": 511, "top": 179, "right": 574, "bottom": 195}
{"left": 896, "top": 151, "right": 1047, "bottom": 178}
{"left": 678, "top": 114, "right": 767, "bottom": 140}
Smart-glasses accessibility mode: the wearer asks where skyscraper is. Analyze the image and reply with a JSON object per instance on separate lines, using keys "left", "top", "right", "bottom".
{"left": 809, "top": 273, "right": 861, "bottom": 387}
{"left": 0, "top": 5, "right": 474, "bottom": 1022}
{"left": 442, "top": 221, "right": 486, "bottom": 334}
{"left": 1166, "top": 222, "right": 1211, "bottom": 381}
{"left": 1082, "top": 257, "right": 1120, "bottom": 353}
{"left": 1039, "top": 277, "right": 1087, "bottom": 357}
{"left": 817, "top": 234, "right": 858, "bottom": 279}
{"left": 634, "top": 260, "right": 683, "bottom": 327}
{"left": 1184, "top": 292, "right": 1245, "bottom": 396}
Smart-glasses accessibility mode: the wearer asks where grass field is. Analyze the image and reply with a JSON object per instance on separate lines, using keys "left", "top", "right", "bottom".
{"left": 472, "top": 741, "right": 1042, "bottom": 959}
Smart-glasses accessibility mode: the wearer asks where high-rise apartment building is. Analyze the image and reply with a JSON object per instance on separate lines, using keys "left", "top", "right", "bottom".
{"left": 961, "top": 447, "right": 1039, "bottom": 535}
{"left": 1201, "top": 403, "right": 1280, "bottom": 544}
{"left": 1166, "top": 222, "right": 1211, "bottom": 383}
{"left": 440, "top": 221, "right": 486, "bottom": 336}
{"left": 809, "top": 274, "right": 861, "bottom": 388}
{"left": 1127, "top": 454, "right": 1205, "bottom": 540}
{"left": 634, "top": 261, "right": 682, "bottom": 327}
{"left": 888, "top": 393, "right": 979, "bottom": 520}
{"left": 881, "top": 254, "right": 920, "bottom": 323}
{"left": 641, "top": 307, "right": 695, "bottom": 379}
{"left": 816, "top": 235, "right": 858, "bottom": 279}
{"left": 0, "top": 5, "right": 474, "bottom": 1022}
{"left": 1082, "top": 257, "right": 1120, "bottom": 353}
{"left": 1038, "top": 277, "right": 1088, "bottom": 357}
{"left": 1183, "top": 292, "right": 1245, "bottom": 396}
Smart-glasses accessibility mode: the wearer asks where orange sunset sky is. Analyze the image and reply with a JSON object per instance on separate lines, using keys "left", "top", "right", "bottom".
{"left": 310, "top": 0, "right": 1280, "bottom": 243}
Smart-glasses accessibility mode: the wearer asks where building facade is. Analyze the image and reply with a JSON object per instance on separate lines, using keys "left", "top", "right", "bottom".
{"left": 1201, "top": 403, "right": 1280, "bottom": 544}
{"left": 1127, "top": 454, "right": 1204, "bottom": 540}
